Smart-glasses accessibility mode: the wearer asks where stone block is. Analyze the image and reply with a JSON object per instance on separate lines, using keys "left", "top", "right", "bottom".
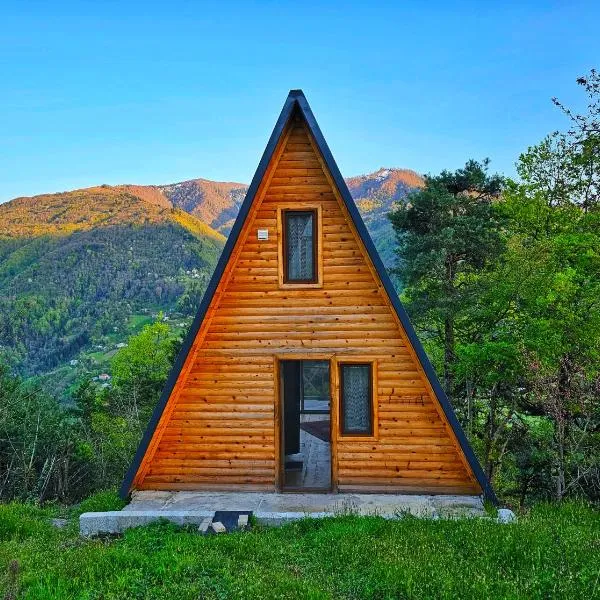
{"left": 497, "top": 508, "right": 517, "bottom": 524}
{"left": 198, "top": 517, "right": 212, "bottom": 534}
{"left": 211, "top": 521, "right": 227, "bottom": 533}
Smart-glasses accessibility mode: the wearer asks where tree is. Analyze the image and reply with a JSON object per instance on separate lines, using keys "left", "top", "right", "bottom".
{"left": 552, "top": 68, "right": 600, "bottom": 211}
{"left": 387, "top": 71, "right": 600, "bottom": 503}
{"left": 465, "top": 69, "right": 600, "bottom": 501}
{"left": 389, "top": 160, "right": 504, "bottom": 401}
{"left": 0, "top": 316, "right": 180, "bottom": 503}
{"left": 499, "top": 109, "right": 600, "bottom": 500}
{"left": 68, "top": 318, "right": 180, "bottom": 495}
{"left": 0, "top": 365, "right": 85, "bottom": 501}
{"left": 110, "top": 317, "right": 177, "bottom": 424}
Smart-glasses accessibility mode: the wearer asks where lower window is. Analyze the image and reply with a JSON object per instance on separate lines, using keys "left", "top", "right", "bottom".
{"left": 340, "top": 363, "right": 373, "bottom": 435}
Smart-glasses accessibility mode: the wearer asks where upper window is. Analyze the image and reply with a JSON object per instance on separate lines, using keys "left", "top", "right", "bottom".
{"left": 340, "top": 363, "right": 373, "bottom": 436}
{"left": 283, "top": 209, "right": 317, "bottom": 283}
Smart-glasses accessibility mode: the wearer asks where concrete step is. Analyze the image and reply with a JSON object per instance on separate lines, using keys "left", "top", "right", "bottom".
{"left": 80, "top": 492, "right": 488, "bottom": 536}
{"left": 80, "top": 508, "right": 332, "bottom": 536}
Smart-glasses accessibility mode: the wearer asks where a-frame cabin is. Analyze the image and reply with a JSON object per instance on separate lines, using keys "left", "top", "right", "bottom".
{"left": 121, "top": 90, "right": 496, "bottom": 502}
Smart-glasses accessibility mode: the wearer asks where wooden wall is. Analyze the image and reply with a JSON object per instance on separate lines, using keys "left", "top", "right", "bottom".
{"left": 135, "top": 115, "right": 481, "bottom": 495}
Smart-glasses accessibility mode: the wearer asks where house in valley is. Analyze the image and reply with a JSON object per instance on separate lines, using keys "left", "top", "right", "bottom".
{"left": 120, "top": 90, "right": 496, "bottom": 503}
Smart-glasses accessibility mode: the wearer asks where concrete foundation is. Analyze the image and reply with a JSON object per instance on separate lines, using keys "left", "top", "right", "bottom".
{"left": 80, "top": 491, "right": 486, "bottom": 536}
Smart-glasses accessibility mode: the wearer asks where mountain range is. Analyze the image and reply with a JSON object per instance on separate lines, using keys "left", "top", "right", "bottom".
{"left": 0, "top": 168, "right": 423, "bottom": 392}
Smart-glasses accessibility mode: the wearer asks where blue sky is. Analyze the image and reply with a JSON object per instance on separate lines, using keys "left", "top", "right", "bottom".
{"left": 1, "top": 0, "right": 598, "bottom": 203}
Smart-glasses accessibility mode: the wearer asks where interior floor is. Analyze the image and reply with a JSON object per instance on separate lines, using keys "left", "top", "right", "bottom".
{"left": 284, "top": 414, "right": 331, "bottom": 490}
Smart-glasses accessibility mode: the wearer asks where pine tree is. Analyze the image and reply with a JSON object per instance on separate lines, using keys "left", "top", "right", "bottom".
{"left": 389, "top": 160, "right": 504, "bottom": 401}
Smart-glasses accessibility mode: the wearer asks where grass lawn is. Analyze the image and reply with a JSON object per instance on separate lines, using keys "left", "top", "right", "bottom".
{"left": 0, "top": 494, "right": 598, "bottom": 599}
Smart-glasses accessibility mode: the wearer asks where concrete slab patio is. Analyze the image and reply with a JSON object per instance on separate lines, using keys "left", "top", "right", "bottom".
{"left": 80, "top": 491, "right": 486, "bottom": 536}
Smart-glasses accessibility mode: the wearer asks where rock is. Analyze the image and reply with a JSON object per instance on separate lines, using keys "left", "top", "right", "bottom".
{"left": 50, "top": 518, "right": 69, "bottom": 529}
{"left": 198, "top": 517, "right": 212, "bottom": 534}
{"left": 497, "top": 508, "right": 517, "bottom": 524}
{"left": 211, "top": 521, "right": 226, "bottom": 533}
{"left": 238, "top": 514, "right": 249, "bottom": 529}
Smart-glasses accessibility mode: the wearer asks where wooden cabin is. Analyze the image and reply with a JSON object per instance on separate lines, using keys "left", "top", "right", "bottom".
{"left": 120, "top": 90, "right": 496, "bottom": 502}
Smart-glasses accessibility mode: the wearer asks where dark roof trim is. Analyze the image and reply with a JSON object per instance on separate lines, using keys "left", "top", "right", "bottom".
{"left": 121, "top": 90, "right": 497, "bottom": 504}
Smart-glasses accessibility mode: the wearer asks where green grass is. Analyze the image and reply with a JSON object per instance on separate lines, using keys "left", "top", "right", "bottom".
{"left": 0, "top": 496, "right": 598, "bottom": 599}
{"left": 127, "top": 314, "right": 154, "bottom": 332}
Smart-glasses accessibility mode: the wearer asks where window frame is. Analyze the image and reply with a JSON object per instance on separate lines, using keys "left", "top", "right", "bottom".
{"left": 282, "top": 208, "right": 318, "bottom": 284}
{"left": 277, "top": 204, "right": 323, "bottom": 289}
{"left": 339, "top": 362, "right": 375, "bottom": 437}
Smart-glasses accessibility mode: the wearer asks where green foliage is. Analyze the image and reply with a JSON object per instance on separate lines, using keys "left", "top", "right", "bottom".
{"left": 390, "top": 159, "right": 504, "bottom": 289}
{"left": 0, "top": 365, "right": 83, "bottom": 503}
{"left": 499, "top": 181, "right": 600, "bottom": 373}
{"left": 0, "top": 318, "right": 175, "bottom": 503}
{"left": 389, "top": 159, "right": 505, "bottom": 400}
{"left": 389, "top": 71, "right": 600, "bottom": 504}
{"left": 73, "top": 320, "right": 177, "bottom": 494}
{"left": 0, "top": 219, "right": 221, "bottom": 378}
{"left": 111, "top": 318, "right": 176, "bottom": 412}
{"left": 0, "top": 502, "right": 598, "bottom": 598}
{"left": 491, "top": 73, "right": 600, "bottom": 501}
{"left": 500, "top": 416, "right": 556, "bottom": 504}
{"left": 551, "top": 69, "right": 600, "bottom": 211}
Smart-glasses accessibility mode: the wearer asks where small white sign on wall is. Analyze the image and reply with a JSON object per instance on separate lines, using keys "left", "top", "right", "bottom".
{"left": 257, "top": 229, "right": 269, "bottom": 241}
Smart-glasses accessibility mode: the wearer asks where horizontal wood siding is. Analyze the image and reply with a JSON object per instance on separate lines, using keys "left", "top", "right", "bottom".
{"left": 139, "top": 118, "right": 480, "bottom": 494}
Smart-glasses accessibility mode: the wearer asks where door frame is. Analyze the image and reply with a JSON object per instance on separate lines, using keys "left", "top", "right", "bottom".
{"left": 274, "top": 354, "right": 337, "bottom": 492}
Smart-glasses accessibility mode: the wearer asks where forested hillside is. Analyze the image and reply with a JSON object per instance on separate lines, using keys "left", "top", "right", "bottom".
{"left": 0, "top": 187, "right": 224, "bottom": 384}
{"left": 347, "top": 168, "right": 424, "bottom": 264}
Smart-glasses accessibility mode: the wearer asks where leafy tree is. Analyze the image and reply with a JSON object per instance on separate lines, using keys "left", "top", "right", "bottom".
{"left": 110, "top": 317, "right": 177, "bottom": 423}
{"left": 72, "top": 380, "right": 140, "bottom": 493}
{"left": 498, "top": 103, "right": 600, "bottom": 499}
{"left": 389, "top": 159, "right": 504, "bottom": 401}
{"left": 472, "top": 72, "right": 600, "bottom": 501}
{"left": 504, "top": 416, "right": 555, "bottom": 508}
{"left": 0, "top": 316, "right": 180, "bottom": 502}
{"left": 552, "top": 68, "right": 600, "bottom": 211}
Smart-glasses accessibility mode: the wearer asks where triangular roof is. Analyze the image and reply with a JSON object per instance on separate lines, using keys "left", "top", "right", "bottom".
{"left": 120, "top": 90, "right": 497, "bottom": 503}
